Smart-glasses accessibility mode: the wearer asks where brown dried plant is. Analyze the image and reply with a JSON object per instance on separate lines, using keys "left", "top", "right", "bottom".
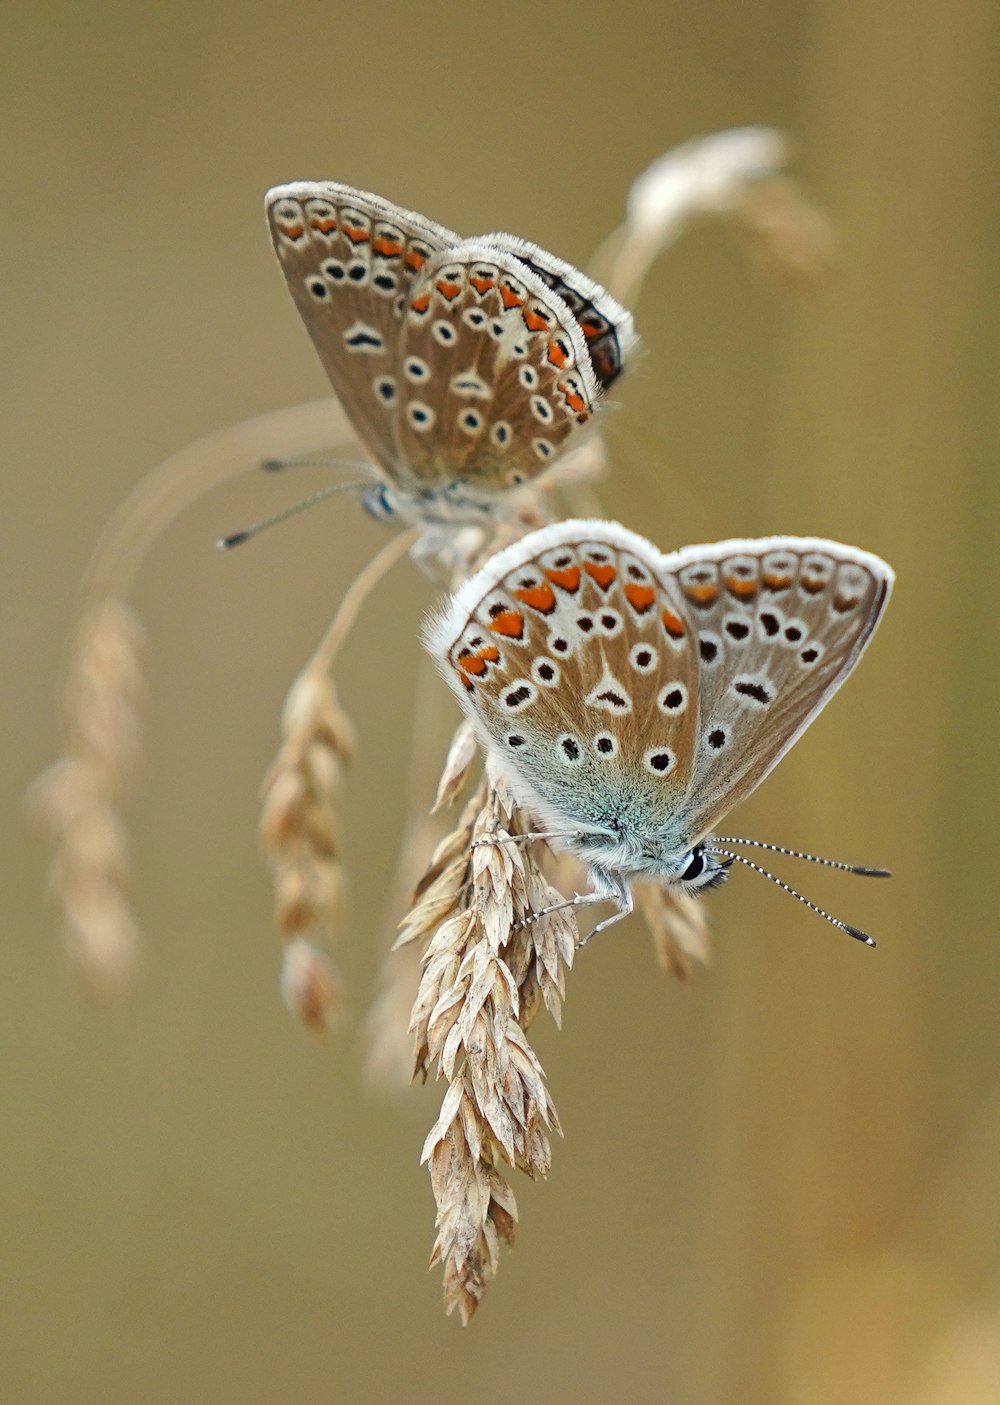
{"left": 591, "top": 127, "right": 835, "bottom": 306}
{"left": 636, "top": 879, "right": 711, "bottom": 982}
{"left": 397, "top": 766, "right": 576, "bottom": 1321}
{"left": 259, "top": 526, "right": 418, "bottom": 1031}
{"left": 28, "top": 397, "right": 357, "bottom": 991}
{"left": 27, "top": 599, "right": 145, "bottom": 995}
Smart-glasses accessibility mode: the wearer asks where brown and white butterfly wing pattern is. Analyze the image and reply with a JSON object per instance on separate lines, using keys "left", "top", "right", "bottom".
{"left": 485, "top": 233, "right": 638, "bottom": 391}
{"left": 661, "top": 537, "right": 893, "bottom": 844}
{"left": 393, "top": 241, "right": 600, "bottom": 497}
{"left": 426, "top": 524, "right": 703, "bottom": 843}
{"left": 267, "top": 182, "right": 459, "bottom": 475}
{"left": 427, "top": 521, "right": 893, "bottom": 875}
{"left": 266, "top": 184, "right": 636, "bottom": 518}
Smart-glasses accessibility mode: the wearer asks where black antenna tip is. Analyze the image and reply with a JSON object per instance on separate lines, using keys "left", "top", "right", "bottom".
{"left": 217, "top": 530, "right": 250, "bottom": 551}
{"left": 854, "top": 865, "right": 892, "bottom": 878}
{"left": 844, "top": 924, "right": 877, "bottom": 947}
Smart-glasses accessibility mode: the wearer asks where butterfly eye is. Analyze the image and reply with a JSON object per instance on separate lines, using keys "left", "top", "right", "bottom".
{"left": 681, "top": 848, "right": 705, "bottom": 882}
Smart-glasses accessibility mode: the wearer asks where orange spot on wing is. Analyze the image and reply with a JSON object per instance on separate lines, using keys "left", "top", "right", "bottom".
{"left": 801, "top": 576, "right": 826, "bottom": 594}
{"left": 489, "top": 610, "right": 524, "bottom": 638}
{"left": 583, "top": 561, "right": 617, "bottom": 590}
{"left": 624, "top": 583, "right": 655, "bottom": 612}
{"left": 476, "top": 645, "right": 500, "bottom": 664}
{"left": 662, "top": 609, "right": 686, "bottom": 639}
{"left": 579, "top": 320, "right": 602, "bottom": 341}
{"left": 684, "top": 583, "right": 718, "bottom": 605}
{"left": 763, "top": 571, "right": 793, "bottom": 590}
{"left": 724, "top": 575, "right": 758, "bottom": 598}
{"left": 280, "top": 224, "right": 305, "bottom": 240}
{"left": 343, "top": 225, "right": 370, "bottom": 244}
{"left": 544, "top": 565, "right": 580, "bottom": 593}
{"left": 546, "top": 340, "right": 569, "bottom": 368}
{"left": 458, "top": 671, "right": 474, "bottom": 692}
{"left": 373, "top": 236, "right": 403, "bottom": 257}
{"left": 558, "top": 381, "right": 588, "bottom": 416}
{"left": 470, "top": 274, "right": 495, "bottom": 295}
{"left": 309, "top": 217, "right": 337, "bottom": 234}
{"left": 404, "top": 248, "right": 427, "bottom": 271}
{"left": 436, "top": 277, "right": 461, "bottom": 301}
{"left": 410, "top": 292, "right": 431, "bottom": 314}
{"left": 514, "top": 583, "right": 557, "bottom": 614}
{"left": 457, "top": 652, "right": 487, "bottom": 677}
{"left": 523, "top": 307, "right": 550, "bottom": 332}
{"left": 499, "top": 282, "right": 526, "bottom": 310}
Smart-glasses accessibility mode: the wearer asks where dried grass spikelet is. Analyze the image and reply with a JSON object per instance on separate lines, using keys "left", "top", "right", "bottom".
{"left": 398, "top": 766, "right": 576, "bottom": 1322}
{"left": 27, "top": 599, "right": 144, "bottom": 995}
{"left": 27, "top": 397, "right": 359, "bottom": 993}
{"left": 732, "top": 173, "right": 837, "bottom": 292}
{"left": 592, "top": 126, "right": 834, "bottom": 307}
{"left": 635, "top": 879, "right": 712, "bottom": 982}
{"left": 258, "top": 525, "right": 419, "bottom": 1032}
{"left": 260, "top": 668, "right": 355, "bottom": 1034}
{"left": 431, "top": 719, "right": 478, "bottom": 814}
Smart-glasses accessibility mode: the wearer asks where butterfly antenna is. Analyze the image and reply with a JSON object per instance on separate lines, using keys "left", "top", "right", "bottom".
{"left": 712, "top": 836, "right": 890, "bottom": 878}
{"left": 260, "top": 454, "right": 376, "bottom": 475}
{"left": 706, "top": 845, "right": 877, "bottom": 946}
{"left": 217, "top": 479, "right": 373, "bottom": 550}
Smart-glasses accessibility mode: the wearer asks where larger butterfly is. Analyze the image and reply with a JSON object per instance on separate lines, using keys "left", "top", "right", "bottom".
{"left": 266, "top": 183, "right": 637, "bottom": 525}
{"left": 426, "top": 520, "right": 894, "bottom": 942}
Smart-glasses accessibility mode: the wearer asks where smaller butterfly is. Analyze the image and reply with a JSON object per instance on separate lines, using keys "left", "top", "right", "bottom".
{"left": 265, "top": 183, "right": 637, "bottom": 527}
{"left": 425, "top": 520, "right": 894, "bottom": 944}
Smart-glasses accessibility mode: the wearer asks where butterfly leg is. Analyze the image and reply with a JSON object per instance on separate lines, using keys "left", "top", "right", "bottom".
{"left": 514, "top": 875, "right": 634, "bottom": 949}
{"left": 577, "top": 880, "right": 634, "bottom": 948}
{"left": 472, "top": 829, "right": 585, "bottom": 851}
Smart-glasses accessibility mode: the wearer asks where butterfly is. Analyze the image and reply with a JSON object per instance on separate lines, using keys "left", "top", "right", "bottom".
{"left": 425, "top": 520, "right": 894, "bottom": 943}
{"left": 265, "top": 183, "right": 637, "bottom": 526}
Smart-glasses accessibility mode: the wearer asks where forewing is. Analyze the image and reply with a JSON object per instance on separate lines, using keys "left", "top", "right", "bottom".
{"left": 429, "top": 527, "right": 700, "bottom": 838}
{"left": 658, "top": 537, "right": 894, "bottom": 841}
{"left": 266, "top": 181, "right": 459, "bottom": 475}
{"left": 393, "top": 241, "right": 601, "bottom": 494}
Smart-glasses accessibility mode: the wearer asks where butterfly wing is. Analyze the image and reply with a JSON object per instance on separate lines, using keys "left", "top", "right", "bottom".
{"left": 427, "top": 522, "right": 892, "bottom": 856}
{"left": 657, "top": 535, "right": 893, "bottom": 843}
{"left": 485, "top": 234, "right": 638, "bottom": 391}
{"left": 266, "top": 182, "right": 460, "bottom": 476}
{"left": 268, "top": 185, "right": 625, "bottom": 509}
{"left": 425, "top": 520, "right": 703, "bottom": 840}
{"left": 392, "top": 241, "right": 601, "bottom": 497}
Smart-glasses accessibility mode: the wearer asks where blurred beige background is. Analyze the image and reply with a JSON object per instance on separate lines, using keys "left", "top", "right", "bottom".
{"left": 4, "top": 1, "right": 999, "bottom": 1401}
